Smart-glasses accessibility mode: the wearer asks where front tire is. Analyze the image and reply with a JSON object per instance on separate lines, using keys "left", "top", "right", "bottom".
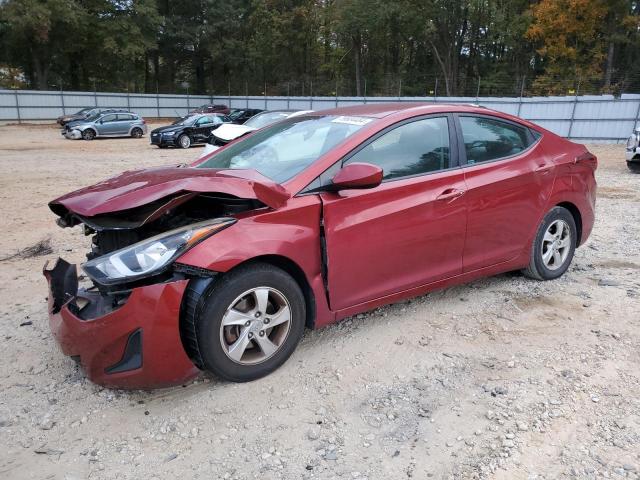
{"left": 81, "top": 129, "right": 96, "bottom": 141}
{"left": 178, "top": 134, "right": 191, "bottom": 149}
{"left": 522, "top": 206, "right": 577, "bottom": 280}
{"left": 187, "top": 263, "right": 305, "bottom": 382}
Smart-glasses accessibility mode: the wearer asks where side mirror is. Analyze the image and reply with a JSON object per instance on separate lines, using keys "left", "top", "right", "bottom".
{"left": 331, "top": 162, "right": 383, "bottom": 191}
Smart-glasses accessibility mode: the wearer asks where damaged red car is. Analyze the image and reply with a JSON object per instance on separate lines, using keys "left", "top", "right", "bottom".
{"left": 44, "top": 103, "right": 597, "bottom": 389}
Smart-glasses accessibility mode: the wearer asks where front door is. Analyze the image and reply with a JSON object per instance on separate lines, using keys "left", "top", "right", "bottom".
{"left": 96, "top": 114, "right": 119, "bottom": 135}
{"left": 193, "top": 116, "right": 217, "bottom": 143}
{"left": 320, "top": 115, "right": 468, "bottom": 311}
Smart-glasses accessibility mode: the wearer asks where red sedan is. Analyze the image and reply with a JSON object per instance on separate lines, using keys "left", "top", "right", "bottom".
{"left": 44, "top": 103, "right": 597, "bottom": 389}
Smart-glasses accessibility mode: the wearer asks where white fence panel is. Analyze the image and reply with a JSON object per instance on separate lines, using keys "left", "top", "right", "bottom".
{"left": 0, "top": 89, "right": 638, "bottom": 141}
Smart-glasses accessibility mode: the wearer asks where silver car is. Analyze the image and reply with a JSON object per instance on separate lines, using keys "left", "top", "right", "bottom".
{"left": 63, "top": 112, "right": 148, "bottom": 141}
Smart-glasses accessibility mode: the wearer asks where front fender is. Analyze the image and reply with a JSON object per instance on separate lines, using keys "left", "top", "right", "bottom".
{"left": 175, "top": 196, "right": 335, "bottom": 327}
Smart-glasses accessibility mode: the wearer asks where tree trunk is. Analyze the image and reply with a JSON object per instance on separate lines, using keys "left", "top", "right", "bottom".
{"left": 153, "top": 52, "right": 160, "bottom": 92}
{"left": 604, "top": 41, "right": 615, "bottom": 89}
{"left": 353, "top": 34, "right": 362, "bottom": 96}
{"left": 32, "top": 56, "right": 49, "bottom": 90}
{"left": 429, "top": 40, "right": 451, "bottom": 96}
{"left": 194, "top": 51, "right": 206, "bottom": 94}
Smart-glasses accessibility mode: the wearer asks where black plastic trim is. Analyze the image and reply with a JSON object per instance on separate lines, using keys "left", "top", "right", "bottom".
{"left": 105, "top": 329, "right": 143, "bottom": 374}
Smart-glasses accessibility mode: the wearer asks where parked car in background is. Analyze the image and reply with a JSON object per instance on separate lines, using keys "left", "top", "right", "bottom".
{"left": 198, "top": 110, "right": 313, "bottom": 159}
{"left": 63, "top": 111, "right": 147, "bottom": 140}
{"left": 625, "top": 128, "right": 640, "bottom": 172}
{"left": 63, "top": 108, "right": 130, "bottom": 130}
{"left": 57, "top": 107, "right": 94, "bottom": 126}
{"left": 150, "top": 113, "right": 231, "bottom": 149}
{"left": 190, "top": 104, "right": 230, "bottom": 115}
{"left": 228, "top": 108, "right": 263, "bottom": 124}
{"left": 45, "top": 103, "right": 597, "bottom": 388}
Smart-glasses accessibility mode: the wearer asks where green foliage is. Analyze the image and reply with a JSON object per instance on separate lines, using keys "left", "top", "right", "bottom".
{"left": 0, "top": 0, "right": 638, "bottom": 95}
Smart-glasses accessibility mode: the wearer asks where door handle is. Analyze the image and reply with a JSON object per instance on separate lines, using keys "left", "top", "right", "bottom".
{"left": 436, "top": 188, "right": 466, "bottom": 201}
{"left": 535, "top": 163, "right": 554, "bottom": 174}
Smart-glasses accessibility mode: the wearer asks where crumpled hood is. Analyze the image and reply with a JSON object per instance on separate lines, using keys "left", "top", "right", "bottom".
{"left": 49, "top": 166, "right": 291, "bottom": 217}
{"left": 65, "top": 118, "right": 90, "bottom": 128}
{"left": 213, "top": 123, "right": 255, "bottom": 142}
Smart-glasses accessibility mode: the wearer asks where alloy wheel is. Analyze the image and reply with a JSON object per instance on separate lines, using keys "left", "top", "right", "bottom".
{"left": 179, "top": 135, "right": 191, "bottom": 148}
{"left": 219, "top": 287, "right": 292, "bottom": 365}
{"left": 541, "top": 219, "right": 571, "bottom": 270}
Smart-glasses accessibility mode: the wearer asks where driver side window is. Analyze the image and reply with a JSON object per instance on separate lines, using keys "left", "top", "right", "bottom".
{"left": 344, "top": 117, "right": 451, "bottom": 180}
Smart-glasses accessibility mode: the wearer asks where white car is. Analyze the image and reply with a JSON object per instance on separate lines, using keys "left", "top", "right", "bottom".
{"left": 198, "top": 110, "right": 313, "bottom": 159}
{"left": 626, "top": 128, "right": 640, "bottom": 172}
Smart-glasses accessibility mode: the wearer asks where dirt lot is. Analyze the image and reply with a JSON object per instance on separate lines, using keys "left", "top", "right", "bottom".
{"left": 0, "top": 123, "right": 638, "bottom": 480}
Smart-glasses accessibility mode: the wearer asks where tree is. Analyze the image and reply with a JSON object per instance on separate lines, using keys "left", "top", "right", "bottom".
{"left": 0, "top": 0, "right": 84, "bottom": 89}
{"left": 527, "top": 0, "right": 608, "bottom": 94}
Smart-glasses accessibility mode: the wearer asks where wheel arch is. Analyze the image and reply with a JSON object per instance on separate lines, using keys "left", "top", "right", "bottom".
{"left": 81, "top": 126, "right": 97, "bottom": 135}
{"left": 227, "top": 255, "right": 317, "bottom": 330}
{"left": 181, "top": 254, "right": 317, "bottom": 333}
{"left": 555, "top": 201, "right": 583, "bottom": 246}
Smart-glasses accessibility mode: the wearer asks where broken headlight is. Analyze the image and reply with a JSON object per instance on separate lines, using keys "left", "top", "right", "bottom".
{"left": 83, "top": 218, "right": 235, "bottom": 285}
{"left": 626, "top": 132, "right": 639, "bottom": 150}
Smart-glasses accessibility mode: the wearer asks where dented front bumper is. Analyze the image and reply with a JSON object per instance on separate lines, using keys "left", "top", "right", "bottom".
{"left": 43, "top": 258, "right": 199, "bottom": 389}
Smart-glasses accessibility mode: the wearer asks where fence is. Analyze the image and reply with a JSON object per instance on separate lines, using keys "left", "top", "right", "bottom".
{"left": 1, "top": 89, "right": 639, "bottom": 142}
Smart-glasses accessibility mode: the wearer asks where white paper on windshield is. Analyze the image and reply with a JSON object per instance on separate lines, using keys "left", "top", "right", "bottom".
{"left": 331, "top": 116, "right": 372, "bottom": 126}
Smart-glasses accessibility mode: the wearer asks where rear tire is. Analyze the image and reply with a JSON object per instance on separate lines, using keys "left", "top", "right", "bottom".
{"left": 522, "top": 206, "right": 577, "bottom": 281}
{"left": 81, "top": 129, "right": 96, "bottom": 141}
{"left": 186, "top": 263, "right": 305, "bottom": 382}
{"left": 178, "top": 134, "right": 191, "bottom": 149}
{"left": 627, "top": 161, "right": 640, "bottom": 173}
{"left": 131, "top": 127, "right": 143, "bottom": 138}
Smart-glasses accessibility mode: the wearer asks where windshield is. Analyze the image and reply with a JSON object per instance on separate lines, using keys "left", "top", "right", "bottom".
{"left": 196, "top": 115, "right": 372, "bottom": 183}
{"left": 172, "top": 115, "right": 198, "bottom": 126}
{"left": 245, "top": 111, "right": 294, "bottom": 129}
{"left": 84, "top": 113, "right": 101, "bottom": 122}
{"left": 228, "top": 109, "right": 245, "bottom": 120}
{"left": 76, "top": 108, "right": 91, "bottom": 115}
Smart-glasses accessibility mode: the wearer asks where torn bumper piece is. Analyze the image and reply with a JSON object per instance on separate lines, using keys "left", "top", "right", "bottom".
{"left": 64, "top": 129, "right": 82, "bottom": 140}
{"left": 43, "top": 258, "right": 199, "bottom": 389}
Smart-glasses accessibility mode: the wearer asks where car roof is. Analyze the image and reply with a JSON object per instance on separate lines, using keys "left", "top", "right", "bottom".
{"left": 309, "top": 102, "right": 488, "bottom": 118}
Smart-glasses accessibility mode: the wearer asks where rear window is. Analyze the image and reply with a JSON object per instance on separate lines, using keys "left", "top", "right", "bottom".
{"left": 459, "top": 116, "right": 534, "bottom": 164}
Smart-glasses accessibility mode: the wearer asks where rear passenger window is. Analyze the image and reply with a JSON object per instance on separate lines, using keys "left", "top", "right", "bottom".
{"left": 117, "top": 114, "right": 133, "bottom": 121}
{"left": 459, "top": 116, "right": 531, "bottom": 164}
{"left": 345, "top": 117, "right": 451, "bottom": 180}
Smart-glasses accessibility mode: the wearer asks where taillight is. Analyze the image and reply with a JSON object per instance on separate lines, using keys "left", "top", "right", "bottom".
{"left": 141, "top": 118, "right": 146, "bottom": 124}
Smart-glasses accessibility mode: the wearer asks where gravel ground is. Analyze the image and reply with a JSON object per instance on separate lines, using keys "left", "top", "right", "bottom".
{"left": 0, "top": 123, "right": 638, "bottom": 480}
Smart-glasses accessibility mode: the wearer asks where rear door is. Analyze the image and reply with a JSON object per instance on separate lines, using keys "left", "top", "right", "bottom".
{"left": 456, "top": 114, "right": 555, "bottom": 271}
{"left": 115, "top": 114, "right": 134, "bottom": 134}
{"left": 320, "top": 115, "right": 468, "bottom": 310}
